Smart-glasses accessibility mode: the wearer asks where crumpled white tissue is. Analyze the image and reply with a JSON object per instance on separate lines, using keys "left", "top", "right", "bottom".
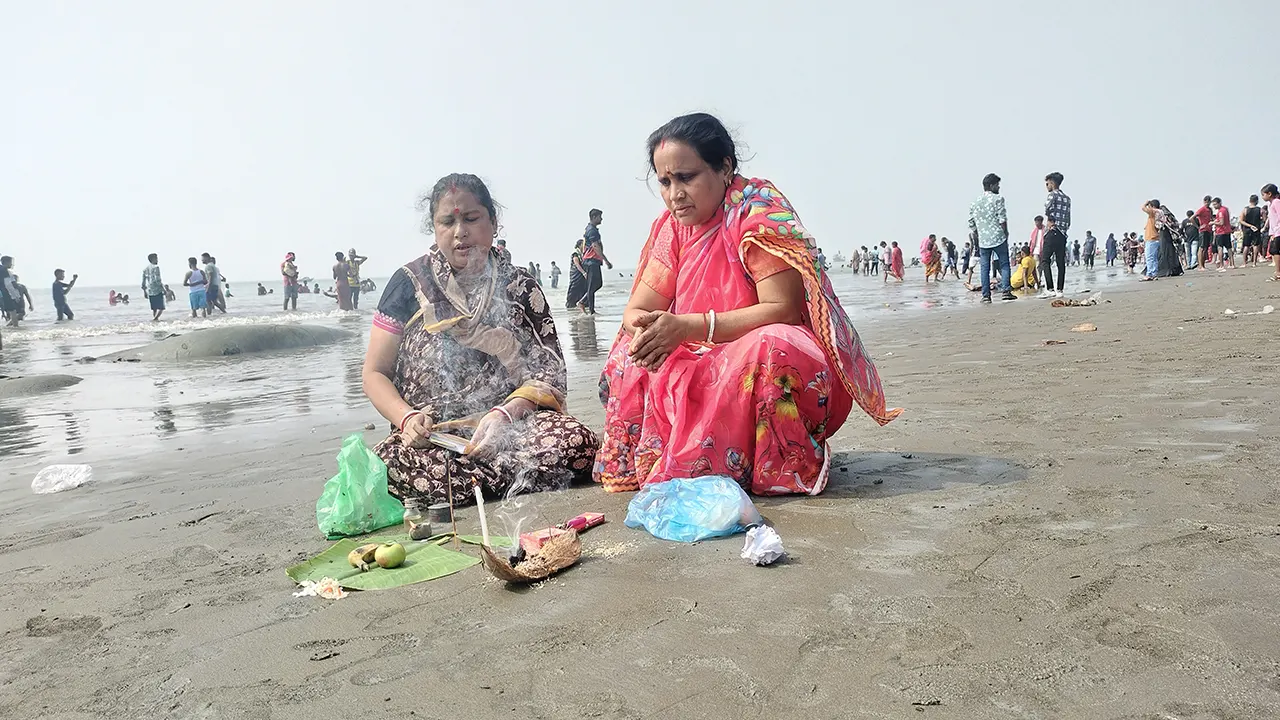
{"left": 293, "top": 578, "right": 348, "bottom": 599}
{"left": 741, "top": 525, "right": 786, "bottom": 566}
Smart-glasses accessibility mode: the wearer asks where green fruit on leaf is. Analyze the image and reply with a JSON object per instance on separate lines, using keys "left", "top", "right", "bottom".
{"left": 374, "top": 542, "right": 406, "bottom": 569}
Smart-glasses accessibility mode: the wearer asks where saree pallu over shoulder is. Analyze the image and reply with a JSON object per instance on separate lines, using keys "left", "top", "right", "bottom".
{"left": 597, "top": 176, "right": 899, "bottom": 495}
{"left": 400, "top": 249, "right": 566, "bottom": 412}
{"left": 623, "top": 178, "right": 900, "bottom": 426}
{"left": 673, "top": 176, "right": 900, "bottom": 426}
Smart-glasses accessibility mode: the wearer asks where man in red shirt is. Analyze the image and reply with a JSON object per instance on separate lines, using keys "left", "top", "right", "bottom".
{"left": 1193, "top": 195, "right": 1213, "bottom": 271}
{"left": 1210, "top": 197, "right": 1235, "bottom": 270}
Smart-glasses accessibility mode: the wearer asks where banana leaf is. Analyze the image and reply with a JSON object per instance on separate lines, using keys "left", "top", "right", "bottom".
{"left": 286, "top": 533, "right": 514, "bottom": 591}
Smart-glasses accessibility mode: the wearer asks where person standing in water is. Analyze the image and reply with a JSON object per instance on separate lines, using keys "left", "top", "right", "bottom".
{"left": 581, "top": 208, "right": 612, "bottom": 314}
{"left": 1082, "top": 231, "right": 1097, "bottom": 269}
{"left": 566, "top": 239, "right": 588, "bottom": 309}
{"left": 889, "top": 241, "right": 905, "bottom": 281}
{"left": 943, "top": 238, "right": 960, "bottom": 279}
{"left": 333, "top": 252, "right": 353, "bottom": 311}
{"left": 184, "top": 257, "right": 209, "bottom": 318}
{"left": 549, "top": 261, "right": 561, "bottom": 289}
{"left": 0, "top": 256, "right": 25, "bottom": 328}
{"left": 281, "top": 251, "right": 300, "bottom": 311}
{"left": 346, "top": 248, "right": 367, "bottom": 309}
{"left": 201, "top": 253, "right": 226, "bottom": 313}
{"left": 52, "top": 269, "right": 78, "bottom": 321}
{"left": 142, "top": 253, "right": 166, "bottom": 321}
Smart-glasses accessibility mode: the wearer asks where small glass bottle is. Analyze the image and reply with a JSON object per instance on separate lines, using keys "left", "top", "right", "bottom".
{"left": 403, "top": 498, "right": 431, "bottom": 540}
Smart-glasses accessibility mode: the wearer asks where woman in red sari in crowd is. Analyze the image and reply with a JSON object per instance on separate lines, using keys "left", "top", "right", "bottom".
{"left": 594, "top": 113, "right": 901, "bottom": 496}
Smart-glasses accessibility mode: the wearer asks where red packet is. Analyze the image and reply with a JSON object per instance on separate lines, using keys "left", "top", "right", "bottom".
{"left": 562, "top": 512, "right": 605, "bottom": 532}
{"left": 519, "top": 512, "right": 606, "bottom": 553}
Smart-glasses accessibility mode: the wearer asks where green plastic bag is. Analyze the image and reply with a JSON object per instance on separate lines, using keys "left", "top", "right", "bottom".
{"left": 315, "top": 434, "right": 405, "bottom": 539}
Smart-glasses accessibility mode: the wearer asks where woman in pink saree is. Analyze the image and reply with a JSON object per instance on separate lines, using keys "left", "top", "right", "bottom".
{"left": 920, "top": 236, "right": 942, "bottom": 282}
{"left": 594, "top": 114, "right": 900, "bottom": 496}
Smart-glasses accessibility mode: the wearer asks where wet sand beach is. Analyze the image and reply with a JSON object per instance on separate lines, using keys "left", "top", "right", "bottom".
{"left": 2, "top": 269, "right": 1279, "bottom": 718}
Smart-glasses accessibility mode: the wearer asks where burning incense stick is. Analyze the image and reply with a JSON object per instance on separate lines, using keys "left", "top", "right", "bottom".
{"left": 445, "top": 454, "right": 459, "bottom": 551}
{"left": 473, "top": 482, "right": 491, "bottom": 548}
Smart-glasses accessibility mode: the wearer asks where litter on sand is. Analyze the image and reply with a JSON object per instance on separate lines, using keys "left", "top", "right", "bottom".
{"left": 1043, "top": 339, "right": 1067, "bottom": 346}
{"left": 292, "top": 578, "right": 348, "bottom": 600}
{"left": 1052, "top": 292, "right": 1103, "bottom": 308}
{"left": 625, "top": 476, "right": 763, "bottom": 543}
{"left": 741, "top": 525, "right": 786, "bottom": 566}
{"left": 1070, "top": 323, "right": 1098, "bottom": 333}
{"left": 31, "top": 465, "right": 95, "bottom": 495}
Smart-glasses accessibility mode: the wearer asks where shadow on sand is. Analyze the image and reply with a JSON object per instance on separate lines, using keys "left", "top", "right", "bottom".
{"left": 816, "top": 450, "right": 1028, "bottom": 500}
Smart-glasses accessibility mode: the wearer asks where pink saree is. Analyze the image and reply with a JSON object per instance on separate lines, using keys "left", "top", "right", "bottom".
{"left": 919, "top": 238, "right": 936, "bottom": 266}
{"left": 890, "top": 246, "right": 905, "bottom": 279}
{"left": 594, "top": 177, "right": 901, "bottom": 496}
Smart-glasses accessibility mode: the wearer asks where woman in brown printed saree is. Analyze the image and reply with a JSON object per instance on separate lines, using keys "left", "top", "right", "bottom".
{"left": 362, "top": 174, "right": 599, "bottom": 505}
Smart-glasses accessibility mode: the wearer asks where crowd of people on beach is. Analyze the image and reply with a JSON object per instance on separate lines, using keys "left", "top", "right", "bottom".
{"left": 6, "top": 111, "right": 1280, "bottom": 515}
{"left": 837, "top": 176, "right": 1280, "bottom": 300}
{"left": 277, "top": 248, "right": 373, "bottom": 312}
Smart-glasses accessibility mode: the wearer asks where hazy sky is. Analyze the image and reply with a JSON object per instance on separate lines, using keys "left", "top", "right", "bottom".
{"left": 3, "top": 2, "right": 1274, "bottom": 286}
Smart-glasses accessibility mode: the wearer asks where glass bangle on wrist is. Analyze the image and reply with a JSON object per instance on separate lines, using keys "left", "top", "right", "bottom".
{"left": 398, "top": 409, "right": 423, "bottom": 431}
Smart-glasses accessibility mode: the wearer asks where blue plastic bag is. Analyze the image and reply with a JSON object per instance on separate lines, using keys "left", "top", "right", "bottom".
{"left": 624, "top": 476, "right": 763, "bottom": 543}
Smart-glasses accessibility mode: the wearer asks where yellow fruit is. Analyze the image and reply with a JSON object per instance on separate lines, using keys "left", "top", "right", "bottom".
{"left": 347, "top": 543, "right": 379, "bottom": 572}
{"left": 374, "top": 542, "right": 406, "bottom": 569}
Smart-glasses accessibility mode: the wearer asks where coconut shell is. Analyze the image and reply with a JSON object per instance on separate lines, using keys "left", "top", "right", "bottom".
{"left": 481, "top": 529, "right": 581, "bottom": 583}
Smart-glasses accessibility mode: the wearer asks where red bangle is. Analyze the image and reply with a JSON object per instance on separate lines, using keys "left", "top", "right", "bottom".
{"left": 399, "top": 409, "right": 423, "bottom": 432}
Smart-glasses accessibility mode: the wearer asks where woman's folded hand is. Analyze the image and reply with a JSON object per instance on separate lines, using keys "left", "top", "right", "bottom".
{"left": 629, "top": 311, "right": 693, "bottom": 372}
